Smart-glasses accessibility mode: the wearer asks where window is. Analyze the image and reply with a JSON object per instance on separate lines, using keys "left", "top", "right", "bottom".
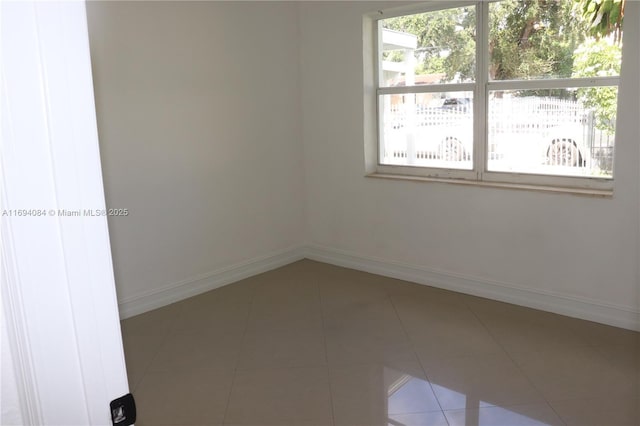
{"left": 374, "top": 1, "right": 624, "bottom": 191}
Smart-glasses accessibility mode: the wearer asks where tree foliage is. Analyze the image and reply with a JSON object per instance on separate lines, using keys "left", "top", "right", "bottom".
{"left": 382, "top": 1, "right": 588, "bottom": 83}
{"left": 381, "top": 6, "right": 476, "bottom": 82}
{"left": 576, "top": 0, "right": 625, "bottom": 43}
{"left": 489, "top": 0, "right": 586, "bottom": 81}
{"left": 572, "top": 38, "right": 622, "bottom": 132}
{"left": 572, "top": 0, "right": 624, "bottom": 133}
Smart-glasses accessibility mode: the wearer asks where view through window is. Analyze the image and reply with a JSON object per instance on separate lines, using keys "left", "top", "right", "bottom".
{"left": 377, "top": 0, "right": 624, "bottom": 186}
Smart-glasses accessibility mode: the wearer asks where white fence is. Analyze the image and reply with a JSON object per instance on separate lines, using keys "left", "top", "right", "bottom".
{"left": 385, "top": 96, "right": 615, "bottom": 173}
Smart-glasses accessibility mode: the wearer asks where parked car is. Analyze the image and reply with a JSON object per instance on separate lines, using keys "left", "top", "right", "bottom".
{"left": 440, "top": 97, "right": 471, "bottom": 112}
{"left": 381, "top": 97, "right": 614, "bottom": 176}
{"left": 383, "top": 114, "right": 473, "bottom": 165}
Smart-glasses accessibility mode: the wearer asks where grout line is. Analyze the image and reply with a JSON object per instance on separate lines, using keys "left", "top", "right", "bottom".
{"left": 125, "top": 337, "right": 163, "bottom": 394}
{"left": 316, "top": 269, "right": 337, "bottom": 426}
{"left": 220, "top": 281, "right": 258, "bottom": 425}
{"left": 386, "top": 293, "right": 451, "bottom": 425}
{"left": 124, "top": 305, "right": 184, "bottom": 393}
{"left": 462, "top": 299, "right": 569, "bottom": 426}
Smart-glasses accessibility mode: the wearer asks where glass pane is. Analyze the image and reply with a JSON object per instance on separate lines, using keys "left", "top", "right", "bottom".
{"left": 379, "top": 92, "right": 473, "bottom": 170}
{"left": 379, "top": 6, "right": 476, "bottom": 87}
{"left": 489, "top": 0, "right": 623, "bottom": 81}
{"left": 487, "top": 88, "right": 617, "bottom": 178}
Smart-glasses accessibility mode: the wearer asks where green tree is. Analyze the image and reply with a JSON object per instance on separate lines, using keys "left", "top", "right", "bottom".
{"left": 576, "top": 0, "right": 625, "bottom": 43}
{"left": 382, "top": 1, "right": 589, "bottom": 84}
{"left": 381, "top": 6, "right": 476, "bottom": 82}
{"left": 572, "top": 0, "right": 624, "bottom": 133}
{"left": 572, "top": 38, "right": 621, "bottom": 133}
{"left": 489, "top": 0, "right": 586, "bottom": 81}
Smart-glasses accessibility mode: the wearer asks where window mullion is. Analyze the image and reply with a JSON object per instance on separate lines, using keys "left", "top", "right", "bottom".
{"left": 474, "top": 1, "right": 489, "bottom": 180}
{"left": 377, "top": 83, "right": 476, "bottom": 96}
{"left": 487, "top": 76, "right": 620, "bottom": 91}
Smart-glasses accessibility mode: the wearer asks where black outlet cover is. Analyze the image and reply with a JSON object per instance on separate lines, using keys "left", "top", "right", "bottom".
{"left": 110, "top": 393, "right": 136, "bottom": 426}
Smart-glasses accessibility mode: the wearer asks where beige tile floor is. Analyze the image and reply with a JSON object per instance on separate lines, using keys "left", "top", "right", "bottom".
{"left": 121, "top": 260, "right": 640, "bottom": 426}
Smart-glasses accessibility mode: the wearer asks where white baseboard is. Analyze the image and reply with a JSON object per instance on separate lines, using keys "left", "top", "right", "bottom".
{"left": 117, "top": 243, "right": 639, "bottom": 331}
{"left": 303, "top": 244, "right": 640, "bottom": 332}
{"left": 117, "top": 246, "right": 305, "bottom": 319}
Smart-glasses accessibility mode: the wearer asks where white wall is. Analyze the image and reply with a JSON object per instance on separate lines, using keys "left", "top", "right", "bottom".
{"left": 299, "top": 1, "right": 640, "bottom": 328}
{"left": 86, "top": 1, "right": 305, "bottom": 314}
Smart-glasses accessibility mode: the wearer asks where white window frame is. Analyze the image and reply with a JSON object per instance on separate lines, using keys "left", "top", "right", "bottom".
{"left": 372, "top": 1, "right": 621, "bottom": 192}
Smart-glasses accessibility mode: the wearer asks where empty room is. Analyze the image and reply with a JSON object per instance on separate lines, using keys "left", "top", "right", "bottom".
{"left": 2, "top": 1, "right": 639, "bottom": 425}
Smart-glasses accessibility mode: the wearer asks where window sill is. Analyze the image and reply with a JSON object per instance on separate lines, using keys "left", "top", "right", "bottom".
{"left": 366, "top": 172, "right": 614, "bottom": 198}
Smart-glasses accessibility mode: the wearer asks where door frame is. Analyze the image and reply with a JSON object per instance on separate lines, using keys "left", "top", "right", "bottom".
{"left": 1, "top": 1, "right": 129, "bottom": 424}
